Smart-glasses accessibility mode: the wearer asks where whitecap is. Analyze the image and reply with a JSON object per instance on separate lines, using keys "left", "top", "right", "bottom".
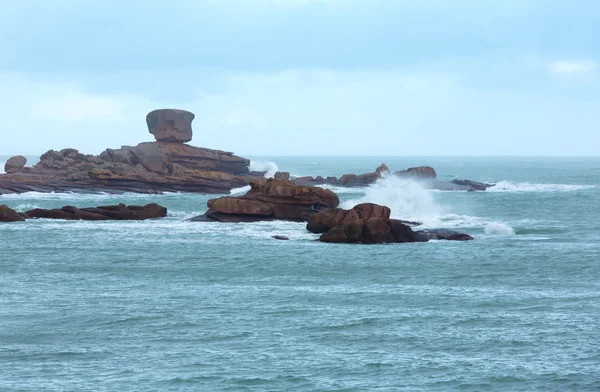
{"left": 484, "top": 222, "right": 515, "bottom": 236}
{"left": 488, "top": 181, "right": 595, "bottom": 193}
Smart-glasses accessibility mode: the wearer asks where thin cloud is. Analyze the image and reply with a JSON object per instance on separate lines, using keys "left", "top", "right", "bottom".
{"left": 548, "top": 60, "right": 598, "bottom": 76}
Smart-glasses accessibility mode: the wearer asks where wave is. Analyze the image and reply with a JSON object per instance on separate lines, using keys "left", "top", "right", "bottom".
{"left": 340, "top": 176, "right": 441, "bottom": 222}
{"left": 249, "top": 160, "right": 279, "bottom": 178}
{"left": 488, "top": 181, "right": 595, "bottom": 193}
{"left": 484, "top": 222, "right": 515, "bottom": 236}
{"left": 229, "top": 185, "right": 251, "bottom": 195}
{"left": 316, "top": 184, "right": 366, "bottom": 195}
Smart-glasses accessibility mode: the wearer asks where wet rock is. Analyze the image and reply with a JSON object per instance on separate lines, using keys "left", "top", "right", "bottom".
{"left": 415, "top": 229, "right": 474, "bottom": 241}
{"left": 319, "top": 218, "right": 427, "bottom": 244}
{"left": 0, "top": 204, "right": 25, "bottom": 222}
{"left": 193, "top": 179, "right": 339, "bottom": 222}
{"left": 307, "top": 203, "right": 391, "bottom": 234}
{"left": 23, "top": 203, "right": 167, "bottom": 221}
{"left": 451, "top": 179, "right": 495, "bottom": 191}
{"left": 272, "top": 235, "right": 290, "bottom": 241}
{"left": 395, "top": 166, "right": 437, "bottom": 179}
{"left": 4, "top": 156, "right": 27, "bottom": 173}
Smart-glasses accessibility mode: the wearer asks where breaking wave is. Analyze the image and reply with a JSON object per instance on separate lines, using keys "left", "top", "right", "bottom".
{"left": 249, "top": 161, "right": 279, "bottom": 178}
{"left": 488, "top": 181, "right": 595, "bottom": 193}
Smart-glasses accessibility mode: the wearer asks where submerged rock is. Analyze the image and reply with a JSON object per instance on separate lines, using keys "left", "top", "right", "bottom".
{"left": 22, "top": 203, "right": 167, "bottom": 221}
{"left": 415, "top": 229, "right": 474, "bottom": 241}
{"left": 0, "top": 205, "right": 25, "bottom": 222}
{"left": 191, "top": 179, "right": 339, "bottom": 222}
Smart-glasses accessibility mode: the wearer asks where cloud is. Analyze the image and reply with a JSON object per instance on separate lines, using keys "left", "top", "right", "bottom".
{"left": 548, "top": 60, "right": 598, "bottom": 76}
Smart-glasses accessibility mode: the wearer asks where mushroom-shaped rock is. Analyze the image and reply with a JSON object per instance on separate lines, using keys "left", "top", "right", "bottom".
{"left": 146, "top": 109, "right": 195, "bottom": 143}
{"left": 0, "top": 204, "right": 25, "bottom": 222}
{"left": 4, "top": 156, "right": 27, "bottom": 173}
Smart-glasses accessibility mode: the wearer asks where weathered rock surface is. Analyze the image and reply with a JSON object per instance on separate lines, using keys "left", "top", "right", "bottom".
{"left": 319, "top": 218, "right": 428, "bottom": 244}
{"left": 191, "top": 179, "right": 339, "bottom": 222}
{"left": 0, "top": 205, "right": 25, "bottom": 222}
{"left": 394, "top": 166, "right": 437, "bottom": 179}
{"left": 4, "top": 156, "right": 27, "bottom": 174}
{"left": 0, "top": 109, "right": 261, "bottom": 195}
{"left": 414, "top": 229, "right": 474, "bottom": 241}
{"left": 307, "top": 203, "right": 391, "bottom": 234}
{"left": 22, "top": 203, "right": 167, "bottom": 221}
{"left": 451, "top": 179, "right": 495, "bottom": 191}
{"left": 146, "top": 109, "right": 194, "bottom": 143}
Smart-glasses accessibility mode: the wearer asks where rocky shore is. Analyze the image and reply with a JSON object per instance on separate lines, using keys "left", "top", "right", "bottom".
{"left": 1, "top": 108, "right": 494, "bottom": 195}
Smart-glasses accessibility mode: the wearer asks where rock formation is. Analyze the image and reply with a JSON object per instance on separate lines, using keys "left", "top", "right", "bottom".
{"left": 293, "top": 164, "right": 493, "bottom": 191}
{"left": 189, "top": 178, "right": 339, "bottom": 222}
{"left": 309, "top": 203, "right": 474, "bottom": 244}
{"left": 0, "top": 109, "right": 262, "bottom": 195}
{"left": 22, "top": 203, "right": 167, "bottom": 221}
{"left": 0, "top": 205, "right": 25, "bottom": 222}
{"left": 147, "top": 109, "right": 194, "bottom": 143}
{"left": 4, "top": 156, "right": 27, "bottom": 174}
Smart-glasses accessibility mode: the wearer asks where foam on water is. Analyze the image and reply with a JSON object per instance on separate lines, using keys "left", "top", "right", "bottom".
{"left": 488, "top": 181, "right": 595, "bottom": 193}
{"left": 230, "top": 185, "right": 251, "bottom": 195}
{"left": 249, "top": 160, "right": 279, "bottom": 178}
{"left": 484, "top": 221, "right": 516, "bottom": 236}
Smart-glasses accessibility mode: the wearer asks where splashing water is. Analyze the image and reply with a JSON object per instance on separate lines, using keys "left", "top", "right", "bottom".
{"left": 249, "top": 161, "right": 279, "bottom": 178}
{"left": 340, "top": 176, "right": 441, "bottom": 222}
{"left": 484, "top": 222, "right": 516, "bottom": 235}
{"left": 488, "top": 181, "right": 595, "bottom": 193}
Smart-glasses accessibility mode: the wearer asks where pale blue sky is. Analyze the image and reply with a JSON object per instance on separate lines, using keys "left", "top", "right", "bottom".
{"left": 1, "top": 0, "right": 599, "bottom": 155}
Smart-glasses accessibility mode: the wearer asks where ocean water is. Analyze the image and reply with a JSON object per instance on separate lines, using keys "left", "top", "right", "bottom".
{"left": 1, "top": 156, "right": 599, "bottom": 391}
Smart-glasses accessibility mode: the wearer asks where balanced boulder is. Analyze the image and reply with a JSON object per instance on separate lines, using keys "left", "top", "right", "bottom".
{"left": 4, "top": 156, "right": 27, "bottom": 173}
{"left": 146, "top": 109, "right": 194, "bottom": 143}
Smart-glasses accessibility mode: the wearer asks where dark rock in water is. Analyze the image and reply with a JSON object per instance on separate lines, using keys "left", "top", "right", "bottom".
{"left": 319, "top": 218, "right": 428, "bottom": 244}
{"left": 451, "top": 179, "right": 495, "bottom": 191}
{"left": 307, "top": 203, "right": 391, "bottom": 234}
{"left": 0, "top": 204, "right": 25, "bottom": 222}
{"left": 22, "top": 203, "right": 167, "bottom": 221}
{"left": 415, "top": 229, "right": 474, "bottom": 241}
{"left": 272, "top": 235, "right": 290, "bottom": 241}
{"left": 395, "top": 166, "right": 437, "bottom": 179}
{"left": 191, "top": 179, "right": 339, "bottom": 223}
{"left": 146, "top": 109, "right": 194, "bottom": 143}
{"left": 4, "top": 156, "right": 27, "bottom": 174}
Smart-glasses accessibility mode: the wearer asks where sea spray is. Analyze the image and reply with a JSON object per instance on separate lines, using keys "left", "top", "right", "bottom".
{"left": 488, "top": 181, "right": 595, "bottom": 193}
{"left": 249, "top": 161, "right": 279, "bottom": 178}
{"left": 340, "top": 176, "right": 442, "bottom": 222}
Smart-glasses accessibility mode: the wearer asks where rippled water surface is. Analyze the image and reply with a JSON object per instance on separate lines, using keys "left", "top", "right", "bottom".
{"left": 1, "top": 157, "right": 599, "bottom": 391}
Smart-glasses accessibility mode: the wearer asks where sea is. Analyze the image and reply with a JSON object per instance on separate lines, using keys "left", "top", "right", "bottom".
{"left": 1, "top": 156, "right": 599, "bottom": 391}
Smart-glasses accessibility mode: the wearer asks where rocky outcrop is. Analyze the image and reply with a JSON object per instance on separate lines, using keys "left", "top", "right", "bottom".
{"left": 451, "top": 179, "right": 495, "bottom": 191}
{"left": 0, "top": 109, "right": 261, "bottom": 195}
{"left": 307, "top": 203, "right": 391, "bottom": 234}
{"left": 4, "top": 156, "right": 27, "bottom": 174}
{"left": 146, "top": 109, "right": 194, "bottom": 143}
{"left": 190, "top": 179, "right": 339, "bottom": 222}
{"left": 293, "top": 164, "right": 491, "bottom": 191}
{"left": 394, "top": 166, "right": 437, "bottom": 179}
{"left": 0, "top": 205, "right": 25, "bottom": 222}
{"left": 319, "top": 218, "right": 428, "bottom": 244}
{"left": 22, "top": 203, "right": 167, "bottom": 221}
{"left": 414, "top": 229, "right": 474, "bottom": 241}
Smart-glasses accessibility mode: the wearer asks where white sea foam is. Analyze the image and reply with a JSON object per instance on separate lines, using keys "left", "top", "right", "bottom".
{"left": 229, "top": 185, "right": 251, "bottom": 195}
{"left": 249, "top": 160, "right": 279, "bottom": 178}
{"left": 0, "top": 191, "right": 179, "bottom": 201}
{"left": 316, "top": 184, "right": 366, "bottom": 195}
{"left": 484, "top": 222, "right": 516, "bottom": 236}
{"left": 340, "top": 176, "right": 441, "bottom": 222}
{"left": 488, "top": 181, "right": 595, "bottom": 193}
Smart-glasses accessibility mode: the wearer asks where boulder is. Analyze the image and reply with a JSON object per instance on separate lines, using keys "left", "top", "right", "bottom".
{"left": 0, "top": 204, "right": 25, "bottom": 222}
{"left": 23, "top": 203, "right": 167, "bottom": 221}
{"left": 129, "top": 142, "right": 167, "bottom": 173}
{"left": 146, "top": 109, "right": 194, "bottom": 143}
{"left": 319, "top": 218, "right": 427, "bottom": 244}
{"left": 194, "top": 179, "right": 339, "bottom": 222}
{"left": 4, "top": 156, "right": 27, "bottom": 173}
{"left": 307, "top": 203, "right": 391, "bottom": 234}
{"left": 395, "top": 166, "right": 437, "bottom": 179}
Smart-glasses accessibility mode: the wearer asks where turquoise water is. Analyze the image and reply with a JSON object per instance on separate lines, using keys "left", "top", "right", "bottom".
{"left": 1, "top": 157, "right": 599, "bottom": 391}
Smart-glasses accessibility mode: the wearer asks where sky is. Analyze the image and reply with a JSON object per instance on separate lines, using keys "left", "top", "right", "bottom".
{"left": 1, "top": 0, "right": 599, "bottom": 156}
